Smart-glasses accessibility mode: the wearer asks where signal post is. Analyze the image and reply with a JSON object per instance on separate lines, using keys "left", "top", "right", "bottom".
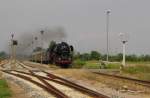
{"left": 10, "top": 34, "right": 18, "bottom": 68}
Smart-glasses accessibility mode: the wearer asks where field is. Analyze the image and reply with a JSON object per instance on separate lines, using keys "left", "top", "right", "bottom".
{"left": 72, "top": 60, "right": 150, "bottom": 81}
{"left": 73, "top": 60, "right": 121, "bottom": 69}
{"left": 0, "top": 79, "right": 11, "bottom": 98}
{"left": 122, "top": 62, "right": 150, "bottom": 81}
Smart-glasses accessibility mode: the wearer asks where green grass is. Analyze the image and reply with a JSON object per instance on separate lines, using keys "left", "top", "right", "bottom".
{"left": 122, "top": 65, "right": 150, "bottom": 81}
{"left": 137, "top": 73, "right": 150, "bottom": 80}
{"left": 72, "top": 60, "right": 121, "bottom": 69}
{"left": 127, "top": 61, "right": 150, "bottom": 65}
{"left": 72, "top": 60, "right": 150, "bottom": 80}
{"left": 83, "top": 60, "right": 100, "bottom": 69}
{"left": 84, "top": 61, "right": 121, "bottom": 69}
{"left": 105, "top": 63, "right": 121, "bottom": 69}
{"left": 72, "top": 59, "right": 86, "bottom": 68}
{"left": 0, "top": 79, "right": 11, "bottom": 98}
{"left": 85, "top": 63, "right": 100, "bottom": 69}
{"left": 123, "top": 65, "right": 150, "bottom": 74}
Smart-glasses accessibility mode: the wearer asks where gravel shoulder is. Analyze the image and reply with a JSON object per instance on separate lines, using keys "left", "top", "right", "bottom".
{"left": 8, "top": 81, "right": 30, "bottom": 98}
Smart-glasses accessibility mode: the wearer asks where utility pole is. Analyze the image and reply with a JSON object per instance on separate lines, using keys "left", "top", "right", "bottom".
{"left": 106, "top": 10, "right": 111, "bottom": 62}
{"left": 11, "top": 34, "right": 14, "bottom": 61}
{"left": 10, "top": 33, "right": 18, "bottom": 68}
{"left": 12, "top": 40, "right": 18, "bottom": 64}
{"left": 31, "top": 40, "right": 34, "bottom": 61}
{"left": 34, "top": 37, "right": 38, "bottom": 62}
{"left": 40, "top": 30, "right": 44, "bottom": 64}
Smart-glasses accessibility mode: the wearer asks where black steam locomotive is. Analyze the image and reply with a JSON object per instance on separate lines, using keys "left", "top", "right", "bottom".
{"left": 32, "top": 42, "right": 73, "bottom": 68}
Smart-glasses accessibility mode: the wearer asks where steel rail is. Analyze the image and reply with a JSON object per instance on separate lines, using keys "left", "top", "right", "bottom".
{"left": 4, "top": 70, "right": 109, "bottom": 98}
{"left": 93, "top": 72, "right": 150, "bottom": 87}
{"left": 21, "top": 62, "right": 150, "bottom": 87}
{"left": 29, "top": 70, "right": 69, "bottom": 98}
{"left": 0, "top": 60, "right": 8, "bottom": 68}
{"left": 43, "top": 71, "right": 109, "bottom": 98}
{"left": 16, "top": 62, "right": 110, "bottom": 98}
{"left": 2, "top": 70, "right": 69, "bottom": 98}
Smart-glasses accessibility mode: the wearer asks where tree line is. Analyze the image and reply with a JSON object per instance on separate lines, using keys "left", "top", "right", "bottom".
{"left": 74, "top": 51, "right": 150, "bottom": 62}
{"left": 1, "top": 49, "right": 150, "bottom": 62}
{"left": 0, "top": 51, "right": 7, "bottom": 60}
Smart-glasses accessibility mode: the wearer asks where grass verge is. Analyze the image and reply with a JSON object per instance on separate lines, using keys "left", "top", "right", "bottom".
{"left": 122, "top": 65, "right": 150, "bottom": 81}
{"left": 72, "top": 59, "right": 86, "bottom": 68}
{"left": 72, "top": 60, "right": 121, "bottom": 69}
{"left": 84, "top": 60, "right": 121, "bottom": 69}
{"left": 0, "top": 79, "right": 11, "bottom": 98}
{"left": 123, "top": 65, "right": 150, "bottom": 74}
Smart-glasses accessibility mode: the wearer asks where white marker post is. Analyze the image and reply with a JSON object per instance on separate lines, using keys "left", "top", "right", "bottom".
{"left": 122, "top": 40, "right": 127, "bottom": 67}
{"left": 119, "top": 33, "right": 128, "bottom": 69}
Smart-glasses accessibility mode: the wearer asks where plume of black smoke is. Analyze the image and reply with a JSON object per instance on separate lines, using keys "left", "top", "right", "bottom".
{"left": 42, "top": 26, "right": 67, "bottom": 42}
{"left": 16, "top": 26, "right": 67, "bottom": 56}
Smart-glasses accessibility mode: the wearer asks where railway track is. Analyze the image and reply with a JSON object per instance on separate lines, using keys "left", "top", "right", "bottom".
{"left": 3, "top": 70, "right": 68, "bottom": 98}
{"left": 19, "top": 61, "right": 150, "bottom": 93}
{"left": 93, "top": 72, "right": 150, "bottom": 88}
{"left": 0, "top": 60, "right": 9, "bottom": 68}
{"left": 1, "top": 62, "right": 109, "bottom": 98}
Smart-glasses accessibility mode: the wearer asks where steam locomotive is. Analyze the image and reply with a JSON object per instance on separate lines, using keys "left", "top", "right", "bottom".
{"left": 32, "top": 42, "right": 73, "bottom": 68}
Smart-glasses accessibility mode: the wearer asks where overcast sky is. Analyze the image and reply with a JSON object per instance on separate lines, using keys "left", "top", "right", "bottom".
{"left": 0, "top": 0, "right": 150, "bottom": 54}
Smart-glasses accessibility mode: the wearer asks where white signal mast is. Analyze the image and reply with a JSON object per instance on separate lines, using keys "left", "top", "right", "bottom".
{"left": 119, "top": 33, "right": 128, "bottom": 68}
